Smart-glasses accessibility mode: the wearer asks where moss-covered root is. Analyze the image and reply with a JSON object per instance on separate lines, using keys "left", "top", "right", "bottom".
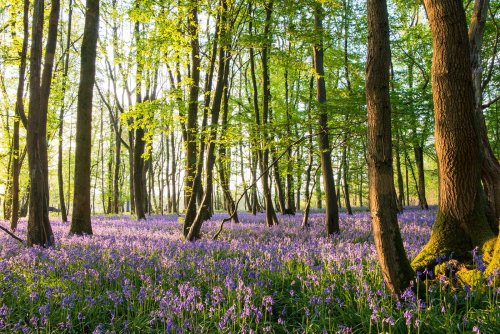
{"left": 411, "top": 210, "right": 494, "bottom": 273}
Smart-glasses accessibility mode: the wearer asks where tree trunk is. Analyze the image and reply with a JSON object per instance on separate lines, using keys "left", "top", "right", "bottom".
{"left": 170, "top": 131, "right": 178, "bottom": 213}
{"left": 284, "top": 67, "right": 295, "bottom": 215}
{"left": 27, "top": 0, "right": 59, "bottom": 246}
{"left": 366, "top": 0, "right": 414, "bottom": 296}
{"left": 342, "top": 146, "right": 353, "bottom": 215}
{"left": 248, "top": 1, "right": 278, "bottom": 226}
{"left": 468, "top": 0, "right": 500, "bottom": 228}
{"left": 413, "top": 145, "right": 429, "bottom": 209}
{"left": 11, "top": 0, "right": 29, "bottom": 231}
{"left": 218, "top": 86, "right": 239, "bottom": 223}
{"left": 184, "top": 2, "right": 216, "bottom": 234}
{"left": 71, "top": 0, "right": 99, "bottom": 235}
{"left": 183, "top": 4, "right": 201, "bottom": 212}
{"left": 316, "top": 172, "right": 322, "bottom": 209}
{"left": 186, "top": 2, "right": 231, "bottom": 240}
{"left": 57, "top": 0, "right": 72, "bottom": 223}
{"left": 113, "top": 127, "right": 122, "bottom": 213}
{"left": 132, "top": 20, "right": 147, "bottom": 220}
{"left": 395, "top": 130, "right": 405, "bottom": 212}
{"left": 313, "top": 3, "right": 339, "bottom": 235}
{"left": 272, "top": 147, "right": 287, "bottom": 214}
{"left": 413, "top": 0, "right": 495, "bottom": 272}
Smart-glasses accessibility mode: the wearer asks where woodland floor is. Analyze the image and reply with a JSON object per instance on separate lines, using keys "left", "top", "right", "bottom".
{"left": 0, "top": 208, "right": 499, "bottom": 333}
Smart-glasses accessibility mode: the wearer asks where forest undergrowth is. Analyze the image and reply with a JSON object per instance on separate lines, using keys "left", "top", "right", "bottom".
{"left": 0, "top": 209, "right": 499, "bottom": 333}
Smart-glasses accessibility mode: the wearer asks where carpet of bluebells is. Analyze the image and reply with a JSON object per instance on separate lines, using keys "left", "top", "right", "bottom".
{"left": 0, "top": 209, "right": 499, "bottom": 333}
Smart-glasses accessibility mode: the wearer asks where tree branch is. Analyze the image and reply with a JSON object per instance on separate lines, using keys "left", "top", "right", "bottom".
{"left": 482, "top": 95, "right": 500, "bottom": 109}
{"left": 0, "top": 223, "right": 25, "bottom": 244}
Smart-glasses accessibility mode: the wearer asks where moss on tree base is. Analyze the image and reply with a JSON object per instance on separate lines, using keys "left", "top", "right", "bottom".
{"left": 411, "top": 207, "right": 495, "bottom": 274}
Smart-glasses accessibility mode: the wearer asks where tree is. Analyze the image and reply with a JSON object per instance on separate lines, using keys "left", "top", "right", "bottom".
{"left": 10, "top": 0, "right": 29, "bottom": 231}
{"left": 366, "top": 0, "right": 414, "bottom": 296}
{"left": 70, "top": 0, "right": 100, "bottom": 235}
{"left": 26, "top": 0, "right": 59, "bottom": 246}
{"left": 313, "top": 3, "right": 339, "bottom": 235}
{"left": 412, "top": 0, "right": 496, "bottom": 271}
{"left": 57, "top": 0, "right": 74, "bottom": 223}
{"left": 248, "top": 0, "right": 279, "bottom": 227}
{"left": 468, "top": 0, "right": 500, "bottom": 228}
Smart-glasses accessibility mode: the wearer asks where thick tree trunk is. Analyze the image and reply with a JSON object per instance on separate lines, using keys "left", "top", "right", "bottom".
{"left": 313, "top": 4, "right": 339, "bottom": 235}
{"left": 468, "top": 0, "right": 500, "bottom": 228}
{"left": 71, "top": 0, "right": 99, "bottom": 235}
{"left": 412, "top": 0, "right": 495, "bottom": 272}
{"left": 366, "top": 0, "right": 414, "bottom": 296}
{"left": 27, "top": 0, "right": 59, "bottom": 246}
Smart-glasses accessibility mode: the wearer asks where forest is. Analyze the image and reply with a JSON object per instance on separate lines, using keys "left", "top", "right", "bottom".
{"left": 0, "top": 0, "right": 499, "bottom": 332}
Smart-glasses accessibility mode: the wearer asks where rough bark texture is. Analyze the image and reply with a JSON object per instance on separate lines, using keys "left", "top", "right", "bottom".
{"left": 468, "top": 0, "right": 500, "bottom": 229}
{"left": 71, "top": 0, "right": 99, "bottom": 235}
{"left": 27, "top": 0, "right": 58, "bottom": 246}
{"left": 314, "top": 4, "right": 339, "bottom": 235}
{"left": 366, "top": 0, "right": 414, "bottom": 296}
{"left": 413, "top": 0, "right": 495, "bottom": 272}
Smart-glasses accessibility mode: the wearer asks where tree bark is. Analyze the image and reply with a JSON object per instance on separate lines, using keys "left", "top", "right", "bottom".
{"left": 57, "top": 0, "right": 72, "bottom": 223}
{"left": 183, "top": 2, "right": 201, "bottom": 212}
{"left": 248, "top": 1, "right": 278, "bottom": 226}
{"left": 272, "top": 147, "right": 287, "bottom": 214}
{"left": 27, "top": 0, "right": 59, "bottom": 246}
{"left": 133, "top": 20, "right": 147, "bottom": 220}
{"left": 413, "top": 0, "right": 495, "bottom": 272}
{"left": 184, "top": 2, "right": 217, "bottom": 234}
{"left": 395, "top": 130, "right": 405, "bottom": 212}
{"left": 218, "top": 84, "right": 239, "bottom": 223}
{"left": 366, "top": 0, "right": 414, "bottom": 296}
{"left": 468, "top": 0, "right": 500, "bottom": 228}
{"left": 71, "top": 0, "right": 99, "bottom": 235}
{"left": 11, "top": 0, "right": 29, "bottom": 231}
{"left": 342, "top": 146, "right": 353, "bottom": 215}
{"left": 413, "top": 145, "right": 429, "bottom": 209}
{"left": 313, "top": 3, "right": 339, "bottom": 235}
{"left": 187, "top": 1, "right": 232, "bottom": 240}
